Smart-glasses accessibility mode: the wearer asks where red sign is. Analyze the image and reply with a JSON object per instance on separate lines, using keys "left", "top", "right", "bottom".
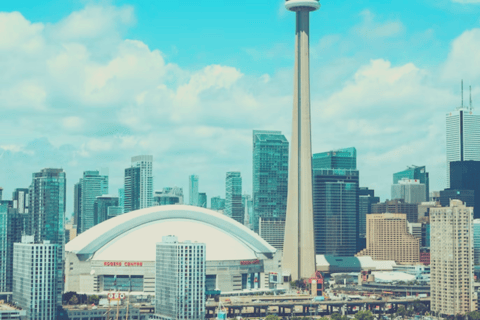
{"left": 103, "top": 261, "right": 143, "bottom": 267}
{"left": 240, "top": 260, "right": 260, "bottom": 265}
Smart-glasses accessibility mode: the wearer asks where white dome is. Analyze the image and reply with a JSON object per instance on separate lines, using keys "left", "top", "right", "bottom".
{"left": 66, "top": 205, "right": 276, "bottom": 262}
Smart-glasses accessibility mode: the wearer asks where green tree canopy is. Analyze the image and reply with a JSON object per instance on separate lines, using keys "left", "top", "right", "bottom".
{"left": 354, "top": 310, "right": 374, "bottom": 320}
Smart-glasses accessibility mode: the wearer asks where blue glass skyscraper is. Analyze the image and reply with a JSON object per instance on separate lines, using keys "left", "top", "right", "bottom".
{"left": 252, "top": 130, "right": 289, "bottom": 233}
{"left": 77, "top": 170, "right": 108, "bottom": 234}
{"left": 225, "top": 172, "right": 243, "bottom": 224}
{"left": 312, "top": 148, "right": 359, "bottom": 256}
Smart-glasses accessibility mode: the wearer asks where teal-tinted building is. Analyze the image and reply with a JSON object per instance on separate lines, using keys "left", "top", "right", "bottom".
{"left": 312, "top": 147, "right": 356, "bottom": 170}
{"left": 225, "top": 172, "right": 243, "bottom": 224}
{"left": 252, "top": 130, "right": 289, "bottom": 233}
{"left": 312, "top": 147, "right": 359, "bottom": 256}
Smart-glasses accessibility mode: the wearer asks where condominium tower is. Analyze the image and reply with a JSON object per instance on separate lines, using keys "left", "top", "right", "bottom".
{"left": 13, "top": 237, "right": 60, "bottom": 320}
{"left": 131, "top": 155, "right": 154, "bottom": 209}
{"left": 155, "top": 235, "right": 205, "bottom": 320}
{"left": 446, "top": 84, "right": 480, "bottom": 188}
{"left": 225, "top": 172, "right": 243, "bottom": 224}
{"left": 282, "top": 0, "right": 319, "bottom": 281}
{"left": 430, "top": 200, "right": 475, "bottom": 316}
{"left": 124, "top": 167, "right": 140, "bottom": 213}
{"left": 252, "top": 130, "right": 289, "bottom": 233}
{"left": 77, "top": 170, "right": 108, "bottom": 234}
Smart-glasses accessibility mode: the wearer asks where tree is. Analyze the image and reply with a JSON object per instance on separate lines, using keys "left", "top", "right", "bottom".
{"left": 331, "top": 313, "right": 349, "bottom": 320}
{"left": 467, "top": 311, "right": 480, "bottom": 320}
{"left": 68, "top": 295, "right": 79, "bottom": 305}
{"left": 354, "top": 310, "right": 374, "bottom": 320}
{"left": 87, "top": 295, "right": 99, "bottom": 305}
{"left": 265, "top": 315, "right": 280, "bottom": 320}
{"left": 396, "top": 306, "right": 407, "bottom": 319}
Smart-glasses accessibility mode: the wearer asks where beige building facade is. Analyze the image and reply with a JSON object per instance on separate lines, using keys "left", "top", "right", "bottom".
{"left": 430, "top": 200, "right": 476, "bottom": 316}
{"left": 356, "top": 213, "right": 420, "bottom": 264}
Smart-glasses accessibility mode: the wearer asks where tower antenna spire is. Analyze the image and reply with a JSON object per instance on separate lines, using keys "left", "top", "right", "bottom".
{"left": 461, "top": 79, "right": 464, "bottom": 108}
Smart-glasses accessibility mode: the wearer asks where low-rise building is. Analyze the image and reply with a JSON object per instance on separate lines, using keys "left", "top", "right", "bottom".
{"left": 0, "top": 303, "right": 26, "bottom": 320}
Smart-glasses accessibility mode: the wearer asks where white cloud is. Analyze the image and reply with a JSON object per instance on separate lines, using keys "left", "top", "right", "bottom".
{"left": 442, "top": 28, "right": 480, "bottom": 82}
{"left": 353, "top": 10, "right": 404, "bottom": 40}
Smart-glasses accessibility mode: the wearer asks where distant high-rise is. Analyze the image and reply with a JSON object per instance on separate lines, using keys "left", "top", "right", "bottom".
{"left": 242, "top": 194, "right": 254, "bottom": 229}
{"left": 312, "top": 147, "right": 356, "bottom": 170}
{"left": 259, "top": 217, "right": 285, "bottom": 251}
{"left": 0, "top": 187, "right": 3, "bottom": 201}
{"left": 198, "top": 193, "right": 207, "bottom": 208}
{"left": 358, "top": 187, "right": 380, "bottom": 238}
{"left": 210, "top": 197, "right": 225, "bottom": 211}
{"left": 73, "top": 182, "right": 81, "bottom": 228}
{"left": 356, "top": 213, "right": 420, "bottom": 264}
{"left": 189, "top": 175, "right": 199, "bottom": 206}
{"left": 391, "top": 178, "right": 427, "bottom": 204}
{"left": 313, "top": 167, "right": 359, "bottom": 256}
{"left": 78, "top": 170, "right": 108, "bottom": 234}
{"left": 252, "top": 130, "right": 289, "bottom": 233}
{"left": 28, "top": 168, "right": 65, "bottom": 307}
{"left": 154, "top": 187, "right": 184, "bottom": 206}
{"left": 131, "top": 155, "right": 153, "bottom": 209}
{"left": 430, "top": 200, "right": 476, "bottom": 316}
{"left": 93, "top": 195, "right": 119, "bottom": 225}
{"left": 0, "top": 204, "right": 8, "bottom": 292}
{"left": 446, "top": 83, "right": 480, "bottom": 188}
{"left": 13, "top": 237, "right": 60, "bottom": 320}
{"left": 124, "top": 167, "right": 140, "bottom": 213}
{"left": 12, "top": 188, "right": 29, "bottom": 214}
{"left": 225, "top": 172, "right": 243, "bottom": 223}
{"left": 393, "top": 166, "right": 429, "bottom": 202}
{"left": 155, "top": 235, "right": 205, "bottom": 320}
{"left": 282, "top": 0, "right": 319, "bottom": 281}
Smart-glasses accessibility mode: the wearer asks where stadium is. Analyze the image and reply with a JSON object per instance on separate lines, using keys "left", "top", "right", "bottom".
{"left": 65, "top": 205, "right": 280, "bottom": 295}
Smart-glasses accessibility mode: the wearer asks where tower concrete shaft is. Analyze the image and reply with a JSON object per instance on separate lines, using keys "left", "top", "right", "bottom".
{"left": 283, "top": 8, "right": 317, "bottom": 281}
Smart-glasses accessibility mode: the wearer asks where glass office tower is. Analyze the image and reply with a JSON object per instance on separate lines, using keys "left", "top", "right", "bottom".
{"left": 252, "top": 130, "right": 289, "bottom": 233}
{"left": 312, "top": 147, "right": 359, "bottom": 256}
{"left": 393, "top": 166, "right": 429, "bottom": 202}
{"left": 225, "top": 172, "right": 243, "bottom": 224}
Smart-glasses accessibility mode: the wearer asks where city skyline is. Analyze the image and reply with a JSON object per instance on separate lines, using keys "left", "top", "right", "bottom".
{"left": 1, "top": 1, "right": 480, "bottom": 214}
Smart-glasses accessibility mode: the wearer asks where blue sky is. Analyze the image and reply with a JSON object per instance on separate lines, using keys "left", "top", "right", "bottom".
{"left": 1, "top": 0, "right": 480, "bottom": 214}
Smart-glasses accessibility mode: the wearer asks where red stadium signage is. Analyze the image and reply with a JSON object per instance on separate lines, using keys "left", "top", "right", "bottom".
{"left": 103, "top": 261, "right": 143, "bottom": 267}
{"left": 240, "top": 260, "right": 260, "bottom": 265}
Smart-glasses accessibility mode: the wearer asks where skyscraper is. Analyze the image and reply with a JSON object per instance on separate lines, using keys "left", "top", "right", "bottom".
{"left": 124, "top": 167, "right": 140, "bottom": 213}
{"left": 393, "top": 165, "right": 429, "bottom": 202}
{"left": 430, "top": 200, "right": 475, "bottom": 316}
{"left": 77, "top": 170, "right": 108, "bottom": 234}
{"left": 154, "top": 187, "right": 184, "bottom": 206}
{"left": 0, "top": 204, "right": 8, "bottom": 292}
{"left": 474, "top": 219, "right": 480, "bottom": 265}
{"left": 313, "top": 168, "right": 359, "bottom": 256}
{"left": 225, "top": 172, "right": 243, "bottom": 224}
{"left": 372, "top": 199, "right": 419, "bottom": 223}
{"left": 282, "top": 0, "right": 319, "bottom": 281}
{"left": 198, "top": 193, "right": 207, "bottom": 208}
{"left": 189, "top": 175, "right": 199, "bottom": 206}
{"left": 391, "top": 178, "right": 426, "bottom": 204}
{"left": 252, "top": 130, "right": 289, "bottom": 233}
{"left": 12, "top": 188, "right": 29, "bottom": 214}
{"left": 13, "top": 236, "right": 60, "bottom": 320}
{"left": 446, "top": 83, "right": 480, "bottom": 188}
{"left": 312, "top": 147, "right": 356, "bottom": 170}
{"left": 131, "top": 155, "right": 154, "bottom": 209}
{"left": 155, "top": 235, "right": 205, "bottom": 320}
{"left": 28, "top": 168, "right": 65, "bottom": 307}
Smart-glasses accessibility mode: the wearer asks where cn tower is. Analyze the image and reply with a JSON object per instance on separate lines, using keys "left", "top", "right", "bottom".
{"left": 282, "top": 0, "right": 319, "bottom": 281}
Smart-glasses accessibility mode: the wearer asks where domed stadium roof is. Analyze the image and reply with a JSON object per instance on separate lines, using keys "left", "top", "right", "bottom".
{"left": 66, "top": 205, "right": 276, "bottom": 262}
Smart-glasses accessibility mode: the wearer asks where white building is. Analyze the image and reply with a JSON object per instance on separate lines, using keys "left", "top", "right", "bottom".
{"left": 430, "top": 200, "right": 476, "bottom": 316}
{"left": 13, "top": 236, "right": 59, "bottom": 320}
{"left": 391, "top": 178, "right": 426, "bottom": 204}
{"left": 446, "top": 102, "right": 480, "bottom": 188}
{"left": 65, "top": 206, "right": 276, "bottom": 294}
{"left": 155, "top": 236, "right": 205, "bottom": 320}
{"left": 407, "top": 222, "right": 422, "bottom": 239}
{"left": 132, "top": 155, "right": 153, "bottom": 209}
{"left": 0, "top": 304, "right": 26, "bottom": 320}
